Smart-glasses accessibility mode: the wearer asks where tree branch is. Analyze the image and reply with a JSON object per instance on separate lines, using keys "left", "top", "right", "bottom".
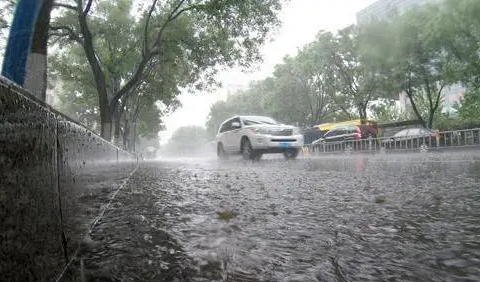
{"left": 143, "top": 0, "right": 158, "bottom": 57}
{"left": 425, "top": 77, "right": 433, "bottom": 112}
{"left": 53, "top": 2, "right": 78, "bottom": 11}
{"left": 82, "top": 0, "right": 94, "bottom": 17}
{"left": 405, "top": 88, "right": 426, "bottom": 128}
{"left": 433, "top": 82, "right": 445, "bottom": 111}
{"left": 110, "top": 0, "right": 203, "bottom": 114}
{"left": 333, "top": 94, "right": 352, "bottom": 118}
{"left": 332, "top": 53, "right": 356, "bottom": 96}
{"left": 49, "top": 25, "right": 83, "bottom": 44}
{"left": 75, "top": 0, "right": 111, "bottom": 137}
{"left": 152, "top": 0, "right": 195, "bottom": 51}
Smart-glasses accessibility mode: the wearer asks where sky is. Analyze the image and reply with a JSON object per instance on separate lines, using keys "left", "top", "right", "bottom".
{"left": 159, "top": 0, "right": 378, "bottom": 145}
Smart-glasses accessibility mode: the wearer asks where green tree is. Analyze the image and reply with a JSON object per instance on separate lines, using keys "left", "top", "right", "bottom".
{"left": 440, "top": 0, "right": 480, "bottom": 88}
{"left": 50, "top": 44, "right": 99, "bottom": 130}
{"left": 49, "top": 2, "right": 178, "bottom": 149}
{"left": 205, "top": 101, "right": 234, "bottom": 139}
{"left": 0, "top": 15, "right": 6, "bottom": 31}
{"left": 388, "top": 4, "right": 458, "bottom": 129}
{"left": 0, "top": 0, "right": 15, "bottom": 55}
{"left": 50, "top": 0, "right": 285, "bottom": 140}
{"left": 370, "top": 103, "right": 404, "bottom": 123}
{"left": 49, "top": 0, "right": 201, "bottom": 149}
{"left": 328, "top": 24, "right": 396, "bottom": 120}
{"left": 268, "top": 32, "right": 337, "bottom": 127}
{"left": 413, "top": 0, "right": 480, "bottom": 129}
{"left": 0, "top": 0, "right": 14, "bottom": 31}
{"left": 455, "top": 89, "right": 480, "bottom": 124}
{"left": 205, "top": 81, "right": 271, "bottom": 138}
{"left": 205, "top": 25, "right": 398, "bottom": 132}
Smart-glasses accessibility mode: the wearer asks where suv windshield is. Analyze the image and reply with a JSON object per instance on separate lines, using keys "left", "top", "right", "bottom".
{"left": 242, "top": 117, "right": 279, "bottom": 126}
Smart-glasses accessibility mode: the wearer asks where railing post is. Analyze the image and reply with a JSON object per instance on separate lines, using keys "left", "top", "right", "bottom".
{"left": 477, "top": 129, "right": 480, "bottom": 146}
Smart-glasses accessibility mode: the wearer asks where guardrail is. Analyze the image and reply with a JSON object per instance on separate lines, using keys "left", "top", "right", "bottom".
{"left": 0, "top": 76, "right": 138, "bottom": 281}
{"left": 303, "top": 128, "right": 480, "bottom": 155}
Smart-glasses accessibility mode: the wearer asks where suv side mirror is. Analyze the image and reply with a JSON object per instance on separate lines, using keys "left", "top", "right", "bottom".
{"left": 231, "top": 121, "right": 241, "bottom": 128}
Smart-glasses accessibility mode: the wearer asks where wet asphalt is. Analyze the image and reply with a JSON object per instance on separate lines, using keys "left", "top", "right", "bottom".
{"left": 70, "top": 152, "right": 480, "bottom": 282}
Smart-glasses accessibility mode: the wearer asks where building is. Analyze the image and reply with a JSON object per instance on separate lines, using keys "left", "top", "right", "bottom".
{"left": 398, "top": 91, "right": 409, "bottom": 113}
{"left": 442, "top": 83, "right": 466, "bottom": 114}
{"left": 356, "top": 0, "right": 442, "bottom": 25}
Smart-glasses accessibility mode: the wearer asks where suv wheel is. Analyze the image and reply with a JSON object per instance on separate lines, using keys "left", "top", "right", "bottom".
{"left": 217, "top": 143, "right": 227, "bottom": 159}
{"left": 283, "top": 148, "right": 299, "bottom": 160}
{"left": 241, "top": 138, "right": 255, "bottom": 160}
{"left": 253, "top": 152, "right": 263, "bottom": 161}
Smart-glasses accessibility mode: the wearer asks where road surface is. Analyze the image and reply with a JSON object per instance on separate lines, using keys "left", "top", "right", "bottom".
{"left": 64, "top": 152, "right": 480, "bottom": 282}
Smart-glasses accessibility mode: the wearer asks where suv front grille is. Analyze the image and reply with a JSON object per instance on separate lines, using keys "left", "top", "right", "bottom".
{"left": 271, "top": 129, "right": 293, "bottom": 136}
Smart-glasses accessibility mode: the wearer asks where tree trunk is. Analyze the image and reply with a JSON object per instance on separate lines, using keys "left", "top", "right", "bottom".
{"left": 113, "top": 108, "right": 123, "bottom": 146}
{"left": 427, "top": 109, "right": 435, "bottom": 129}
{"left": 130, "top": 101, "right": 141, "bottom": 153}
{"left": 405, "top": 90, "right": 427, "bottom": 128}
{"left": 24, "top": 0, "right": 53, "bottom": 101}
{"left": 99, "top": 100, "right": 112, "bottom": 140}
{"left": 109, "top": 76, "right": 122, "bottom": 144}
{"left": 113, "top": 98, "right": 126, "bottom": 146}
{"left": 78, "top": 3, "right": 112, "bottom": 140}
{"left": 357, "top": 102, "right": 368, "bottom": 121}
{"left": 427, "top": 86, "right": 444, "bottom": 129}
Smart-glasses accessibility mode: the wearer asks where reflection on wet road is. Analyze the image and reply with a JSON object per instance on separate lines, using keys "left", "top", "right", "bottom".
{"left": 76, "top": 153, "right": 480, "bottom": 282}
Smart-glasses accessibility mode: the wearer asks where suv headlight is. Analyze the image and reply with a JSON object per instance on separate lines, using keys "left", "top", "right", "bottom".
{"left": 251, "top": 127, "right": 272, "bottom": 135}
{"left": 292, "top": 127, "right": 302, "bottom": 135}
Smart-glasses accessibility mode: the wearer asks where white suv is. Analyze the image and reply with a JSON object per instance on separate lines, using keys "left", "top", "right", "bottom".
{"left": 215, "top": 115, "right": 304, "bottom": 160}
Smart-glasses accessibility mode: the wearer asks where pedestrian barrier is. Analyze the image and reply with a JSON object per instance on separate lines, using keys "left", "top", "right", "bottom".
{"left": 302, "top": 128, "right": 480, "bottom": 155}
{"left": 0, "top": 76, "right": 137, "bottom": 281}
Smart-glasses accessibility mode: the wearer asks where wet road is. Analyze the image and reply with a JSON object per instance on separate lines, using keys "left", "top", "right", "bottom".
{"left": 73, "top": 152, "right": 480, "bottom": 282}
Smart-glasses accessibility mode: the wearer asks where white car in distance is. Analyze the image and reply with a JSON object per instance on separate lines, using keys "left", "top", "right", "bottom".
{"left": 215, "top": 115, "right": 304, "bottom": 160}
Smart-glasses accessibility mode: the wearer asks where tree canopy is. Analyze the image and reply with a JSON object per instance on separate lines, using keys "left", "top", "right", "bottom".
{"left": 206, "top": 0, "right": 480, "bottom": 136}
{"left": 48, "top": 0, "right": 286, "bottom": 141}
{"left": 3, "top": 0, "right": 480, "bottom": 148}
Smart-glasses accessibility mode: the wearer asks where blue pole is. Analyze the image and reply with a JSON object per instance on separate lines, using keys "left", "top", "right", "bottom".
{"left": 1, "top": 0, "right": 44, "bottom": 86}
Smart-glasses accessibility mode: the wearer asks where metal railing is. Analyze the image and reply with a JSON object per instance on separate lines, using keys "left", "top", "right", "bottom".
{"left": 303, "top": 128, "right": 480, "bottom": 155}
